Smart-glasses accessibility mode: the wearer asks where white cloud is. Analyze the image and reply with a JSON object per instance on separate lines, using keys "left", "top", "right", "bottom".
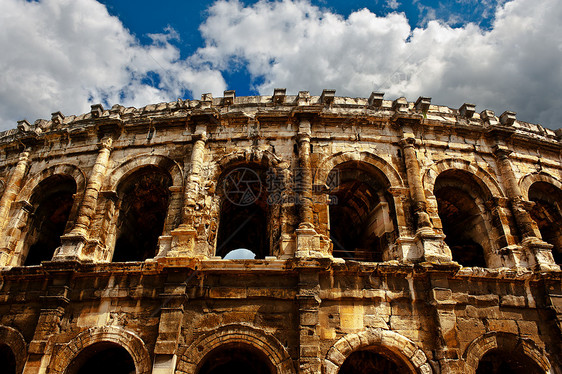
{"left": 0, "top": 0, "right": 226, "bottom": 130}
{"left": 194, "top": 0, "right": 562, "bottom": 129}
{"left": 386, "top": 0, "right": 400, "bottom": 10}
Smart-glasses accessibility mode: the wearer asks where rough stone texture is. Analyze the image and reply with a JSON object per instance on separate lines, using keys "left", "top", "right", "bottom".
{"left": 0, "top": 91, "right": 560, "bottom": 373}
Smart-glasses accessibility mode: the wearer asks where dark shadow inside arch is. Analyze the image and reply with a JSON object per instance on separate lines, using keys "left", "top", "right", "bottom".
{"left": 197, "top": 343, "right": 275, "bottom": 374}
{"left": 65, "top": 342, "right": 135, "bottom": 374}
{"left": 113, "top": 166, "right": 172, "bottom": 262}
{"left": 328, "top": 161, "right": 396, "bottom": 262}
{"left": 339, "top": 349, "right": 412, "bottom": 374}
{"left": 528, "top": 181, "right": 562, "bottom": 264}
{"left": 476, "top": 349, "right": 543, "bottom": 374}
{"left": 216, "top": 166, "right": 270, "bottom": 259}
{"left": 0, "top": 343, "right": 16, "bottom": 374}
{"left": 434, "top": 170, "right": 490, "bottom": 267}
{"left": 24, "top": 174, "right": 76, "bottom": 266}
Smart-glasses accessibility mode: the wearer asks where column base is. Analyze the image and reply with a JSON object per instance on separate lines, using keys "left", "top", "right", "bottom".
{"left": 295, "top": 226, "right": 324, "bottom": 258}
{"left": 522, "top": 237, "right": 560, "bottom": 271}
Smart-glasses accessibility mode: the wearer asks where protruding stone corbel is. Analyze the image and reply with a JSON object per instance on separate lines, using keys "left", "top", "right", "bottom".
{"left": 368, "top": 92, "right": 384, "bottom": 107}
{"left": 273, "top": 88, "right": 286, "bottom": 104}
{"left": 320, "top": 89, "right": 336, "bottom": 105}
{"left": 392, "top": 97, "right": 408, "bottom": 112}
{"left": 480, "top": 110, "right": 499, "bottom": 126}
{"left": 17, "top": 120, "right": 32, "bottom": 133}
{"left": 415, "top": 97, "right": 431, "bottom": 112}
{"left": 51, "top": 111, "right": 64, "bottom": 126}
{"left": 459, "top": 103, "right": 476, "bottom": 118}
{"left": 500, "top": 111, "right": 517, "bottom": 126}
{"left": 90, "top": 104, "right": 104, "bottom": 118}
{"left": 222, "top": 90, "right": 235, "bottom": 105}
{"left": 297, "top": 91, "right": 310, "bottom": 106}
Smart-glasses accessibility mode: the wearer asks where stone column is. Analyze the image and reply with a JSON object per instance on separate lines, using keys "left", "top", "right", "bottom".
{"left": 168, "top": 130, "right": 207, "bottom": 257}
{"left": 70, "top": 136, "right": 113, "bottom": 237}
{"left": 152, "top": 267, "right": 197, "bottom": 374}
{"left": 493, "top": 145, "right": 558, "bottom": 270}
{"left": 400, "top": 137, "right": 432, "bottom": 232}
{"left": 54, "top": 137, "right": 113, "bottom": 261}
{"left": 295, "top": 119, "right": 322, "bottom": 257}
{"left": 399, "top": 136, "right": 451, "bottom": 263}
{"left": 296, "top": 262, "right": 323, "bottom": 373}
{"left": 0, "top": 151, "right": 30, "bottom": 266}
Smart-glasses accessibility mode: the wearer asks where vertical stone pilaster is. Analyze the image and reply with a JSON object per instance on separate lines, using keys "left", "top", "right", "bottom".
{"left": 0, "top": 151, "right": 30, "bottom": 266}
{"left": 295, "top": 119, "right": 323, "bottom": 257}
{"left": 54, "top": 137, "right": 113, "bottom": 261}
{"left": 296, "top": 262, "right": 323, "bottom": 373}
{"left": 493, "top": 145, "right": 559, "bottom": 270}
{"left": 152, "top": 268, "right": 196, "bottom": 374}
{"left": 168, "top": 129, "right": 207, "bottom": 257}
{"left": 399, "top": 136, "right": 451, "bottom": 263}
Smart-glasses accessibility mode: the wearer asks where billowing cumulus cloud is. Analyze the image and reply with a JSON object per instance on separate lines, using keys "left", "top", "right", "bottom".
{"left": 1, "top": 0, "right": 561, "bottom": 131}
{"left": 0, "top": 0, "right": 226, "bottom": 130}
{"left": 195, "top": 0, "right": 562, "bottom": 128}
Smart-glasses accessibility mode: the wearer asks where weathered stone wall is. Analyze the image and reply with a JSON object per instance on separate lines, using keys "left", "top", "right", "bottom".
{"left": 0, "top": 90, "right": 560, "bottom": 373}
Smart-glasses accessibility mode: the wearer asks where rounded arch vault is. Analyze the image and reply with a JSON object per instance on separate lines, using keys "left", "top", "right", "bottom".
{"left": 324, "top": 329, "right": 432, "bottom": 374}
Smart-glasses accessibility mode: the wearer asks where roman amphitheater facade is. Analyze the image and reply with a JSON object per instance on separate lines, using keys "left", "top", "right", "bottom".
{"left": 0, "top": 89, "right": 561, "bottom": 373}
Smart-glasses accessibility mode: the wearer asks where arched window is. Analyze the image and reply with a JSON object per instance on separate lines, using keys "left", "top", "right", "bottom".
{"left": 328, "top": 162, "right": 396, "bottom": 261}
{"left": 528, "top": 181, "right": 562, "bottom": 264}
{"left": 339, "top": 349, "right": 412, "bottom": 374}
{"left": 0, "top": 343, "right": 16, "bottom": 374}
{"left": 197, "top": 343, "right": 274, "bottom": 374}
{"left": 216, "top": 166, "right": 270, "bottom": 259}
{"left": 65, "top": 342, "right": 135, "bottom": 374}
{"left": 24, "top": 175, "right": 76, "bottom": 266}
{"left": 476, "top": 349, "right": 543, "bottom": 374}
{"left": 434, "top": 170, "right": 494, "bottom": 267}
{"left": 112, "top": 166, "right": 172, "bottom": 262}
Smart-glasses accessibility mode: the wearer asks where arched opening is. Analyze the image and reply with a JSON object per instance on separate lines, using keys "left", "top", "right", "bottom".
{"left": 197, "top": 343, "right": 275, "bottom": 374}
{"left": 112, "top": 166, "right": 172, "bottom": 262}
{"left": 216, "top": 166, "right": 270, "bottom": 259}
{"left": 328, "top": 161, "right": 396, "bottom": 261}
{"left": 65, "top": 342, "right": 135, "bottom": 374}
{"left": 0, "top": 343, "right": 16, "bottom": 374}
{"left": 24, "top": 174, "right": 76, "bottom": 266}
{"left": 434, "top": 170, "right": 493, "bottom": 267}
{"left": 339, "top": 349, "right": 412, "bottom": 374}
{"left": 476, "top": 349, "right": 543, "bottom": 374}
{"left": 528, "top": 181, "right": 562, "bottom": 264}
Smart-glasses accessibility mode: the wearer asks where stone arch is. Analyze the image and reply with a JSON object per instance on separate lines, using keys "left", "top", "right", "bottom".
{"left": 47, "top": 326, "right": 151, "bottom": 374}
{"left": 0, "top": 325, "right": 27, "bottom": 374}
{"left": 422, "top": 159, "right": 503, "bottom": 198}
{"left": 463, "top": 332, "right": 551, "bottom": 374}
{"left": 17, "top": 163, "right": 86, "bottom": 203}
{"left": 107, "top": 153, "right": 183, "bottom": 191}
{"left": 211, "top": 148, "right": 288, "bottom": 183}
{"left": 324, "top": 328, "right": 432, "bottom": 374}
{"left": 520, "top": 172, "right": 562, "bottom": 201}
{"left": 177, "top": 324, "right": 296, "bottom": 374}
{"left": 314, "top": 151, "right": 404, "bottom": 188}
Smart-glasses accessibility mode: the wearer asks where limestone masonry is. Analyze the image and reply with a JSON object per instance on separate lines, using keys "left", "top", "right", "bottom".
{"left": 0, "top": 89, "right": 561, "bottom": 373}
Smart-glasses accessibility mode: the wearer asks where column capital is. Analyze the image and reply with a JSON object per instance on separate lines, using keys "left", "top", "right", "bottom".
{"left": 492, "top": 144, "right": 512, "bottom": 159}
{"left": 98, "top": 136, "right": 113, "bottom": 150}
{"left": 399, "top": 136, "right": 417, "bottom": 148}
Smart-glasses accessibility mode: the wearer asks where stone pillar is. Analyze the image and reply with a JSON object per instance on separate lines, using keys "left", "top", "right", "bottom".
{"left": 295, "top": 119, "right": 322, "bottom": 257}
{"left": 296, "top": 261, "right": 323, "bottom": 373}
{"left": 152, "top": 267, "right": 197, "bottom": 374}
{"left": 168, "top": 130, "right": 207, "bottom": 257}
{"left": 54, "top": 137, "right": 113, "bottom": 261}
{"left": 399, "top": 136, "right": 451, "bottom": 263}
{"left": 0, "top": 151, "right": 30, "bottom": 265}
{"left": 400, "top": 137, "right": 432, "bottom": 231}
{"left": 24, "top": 265, "right": 72, "bottom": 374}
{"left": 70, "top": 136, "right": 113, "bottom": 237}
{"left": 493, "top": 145, "right": 558, "bottom": 270}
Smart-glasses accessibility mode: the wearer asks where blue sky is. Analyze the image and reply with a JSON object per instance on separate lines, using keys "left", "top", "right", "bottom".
{"left": 1, "top": 0, "right": 561, "bottom": 129}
